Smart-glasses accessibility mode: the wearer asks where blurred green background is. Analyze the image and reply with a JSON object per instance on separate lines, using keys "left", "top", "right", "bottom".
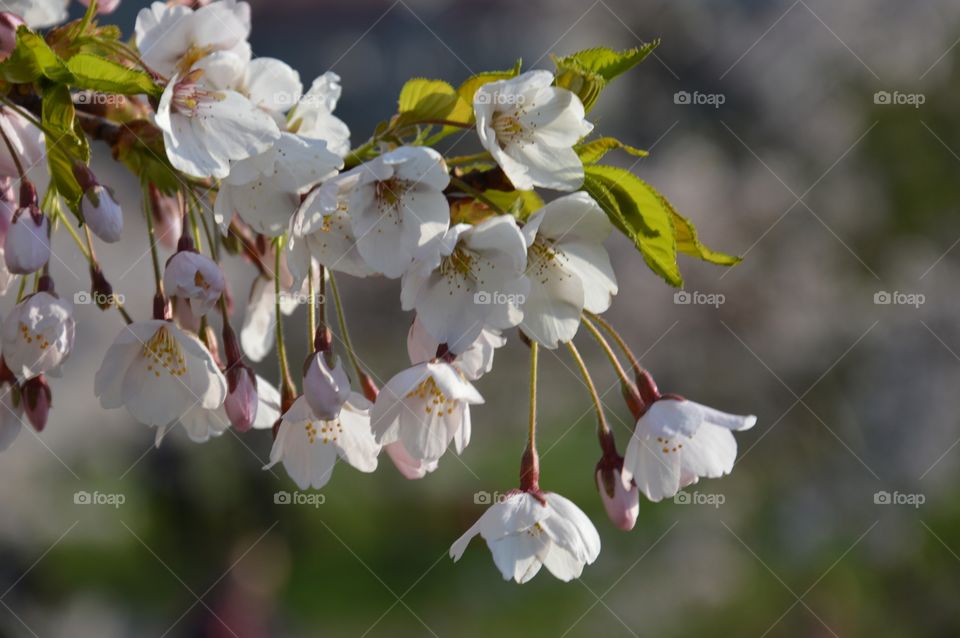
{"left": 2, "top": 0, "right": 960, "bottom": 636}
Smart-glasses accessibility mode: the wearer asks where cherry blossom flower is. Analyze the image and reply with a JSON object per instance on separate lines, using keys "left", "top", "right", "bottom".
{"left": 5, "top": 0, "right": 68, "bottom": 29}
{"left": 371, "top": 361, "right": 483, "bottom": 464}
{"left": 349, "top": 146, "right": 450, "bottom": 278}
{"left": 155, "top": 70, "right": 280, "bottom": 179}
{"left": 383, "top": 441, "right": 439, "bottom": 480}
{"left": 287, "top": 72, "right": 351, "bottom": 157}
{"left": 4, "top": 207, "right": 49, "bottom": 275}
{"left": 265, "top": 393, "right": 379, "bottom": 490}
{"left": 155, "top": 373, "right": 279, "bottom": 445}
{"left": 303, "top": 352, "right": 350, "bottom": 421}
{"left": 623, "top": 391, "right": 757, "bottom": 502}
{"left": 240, "top": 274, "right": 301, "bottom": 362}
{"left": 401, "top": 215, "right": 528, "bottom": 352}
{"left": 474, "top": 70, "right": 593, "bottom": 191}
{"left": 1, "top": 291, "right": 75, "bottom": 381}
{"left": 94, "top": 320, "right": 226, "bottom": 428}
{"left": 163, "top": 249, "right": 226, "bottom": 318}
{"left": 0, "top": 108, "right": 46, "bottom": 189}
{"left": 596, "top": 465, "right": 639, "bottom": 531}
{"left": 407, "top": 317, "right": 504, "bottom": 381}
{"left": 135, "top": 0, "right": 251, "bottom": 78}
{"left": 80, "top": 185, "right": 123, "bottom": 243}
{"left": 450, "top": 490, "right": 601, "bottom": 583}
{"left": 287, "top": 172, "right": 375, "bottom": 282}
{"left": 519, "top": 192, "right": 617, "bottom": 348}
{"left": 195, "top": 51, "right": 301, "bottom": 123}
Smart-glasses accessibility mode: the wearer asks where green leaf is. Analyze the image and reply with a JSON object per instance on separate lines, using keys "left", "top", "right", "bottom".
{"left": 670, "top": 204, "right": 742, "bottom": 267}
{"left": 0, "top": 27, "right": 73, "bottom": 84}
{"left": 583, "top": 164, "right": 681, "bottom": 287}
{"left": 484, "top": 189, "right": 544, "bottom": 220}
{"left": 395, "top": 78, "right": 458, "bottom": 126}
{"left": 576, "top": 137, "right": 648, "bottom": 164}
{"left": 42, "top": 84, "right": 88, "bottom": 209}
{"left": 556, "top": 43, "right": 659, "bottom": 83}
{"left": 66, "top": 53, "right": 161, "bottom": 97}
{"left": 552, "top": 57, "right": 605, "bottom": 112}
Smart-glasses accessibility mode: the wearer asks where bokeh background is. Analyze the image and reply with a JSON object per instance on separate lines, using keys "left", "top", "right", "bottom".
{"left": 2, "top": 0, "right": 960, "bottom": 636}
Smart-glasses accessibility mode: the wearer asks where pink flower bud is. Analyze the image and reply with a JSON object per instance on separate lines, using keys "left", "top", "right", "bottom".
{"left": 225, "top": 365, "right": 258, "bottom": 432}
{"left": 5, "top": 208, "right": 49, "bottom": 274}
{"left": 596, "top": 466, "right": 639, "bottom": 531}
{"left": 81, "top": 185, "right": 123, "bottom": 243}
{"left": 302, "top": 352, "right": 350, "bottom": 421}
{"left": 0, "top": 13, "right": 24, "bottom": 60}
{"left": 22, "top": 375, "right": 51, "bottom": 433}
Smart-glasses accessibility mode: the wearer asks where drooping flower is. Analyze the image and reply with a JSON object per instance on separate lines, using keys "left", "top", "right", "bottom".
{"left": 474, "top": 70, "right": 593, "bottom": 191}
{"left": 94, "top": 320, "right": 227, "bottom": 429}
{"left": 303, "top": 352, "right": 350, "bottom": 421}
{"left": 287, "top": 172, "right": 375, "bottom": 283}
{"left": 596, "top": 464, "right": 639, "bottom": 531}
{"left": 519, "top": 192, "right": 617, "bottom": 348}
{"left": 450, "top": 490, "right": 601, "bottom": 583}
{"left": 371, "top": 361, "right": 483, "bottom": 464}
{"left": 80, "top": 185, "right": 123, "bottom": 243}
{"left": 163, "top": 249, "right": 226, "bottom": 319}
{"left": 622, "top": 380, "right": 757, "bottom": 502}
{"left": 287, "top": 72, "right": 351, "bottom": 157}
{"left": 155, "top": 69, "right": 280, "bottom": 179}
{"left": 400, "top": 215, "right": 528, "bottom": 352}
{"left": 383, "top": 441, "right": 439, "bottom": 480}
{"left": 1, "top": 291, "right": 75, "bottom": 381}
{"left": 239, "top": 274, "right": 301, "bottom": 362}
{"left": 349, "top": 146, "right": 450, "bottom": 278}
{"left": 155, "top": 373, "right": 279, "bottom": 445}
{"left": 407, "top": 317, "right": 504, "bottom": 381}
{"left": 135, "top": 0, "right": 251, "bottom": 78}
{"left": 265, "top": 393, "right": 379, "bottom": 490}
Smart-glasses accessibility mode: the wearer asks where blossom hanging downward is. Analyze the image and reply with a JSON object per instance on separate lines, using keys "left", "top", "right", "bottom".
{"left": 163, "top": 248, "right": 226, "bottom": 328}
{"left": 1, "top": 291, "right": 75, "bottom": 381}
{"left": 371, "top": 361, "right": 483, "bottom": 465}
{"left": 474, "top": 70, "right": 593, "bottom": 191}
{"left": 519, "top": 192, "right": 617, "bottom": 348}
{"left": 94, "top": 320, "right": 226, "bottom": 429}
{"left": 155, "top": 69, "right": 280, "bottom": 179}
{"left": 623, "top": 372, "right": 757, "bottom": 502}
{"left": 450, "top": 490, "right": 601, "bottom": 583}
{"left": 265, "top": 394, "right": 379, "bottom": 490}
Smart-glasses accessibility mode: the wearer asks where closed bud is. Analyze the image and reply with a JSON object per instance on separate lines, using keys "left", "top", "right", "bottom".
{"left": 22, "top": 375, "right": 51, "bottom": 433}
{"left": 224, "top": 365, "right": 258, "bottom": 432}
{"left": 81, "top": 185, "right": 123, "bottom": 243}
{"left": 302, "top": 352, "right": 350, "bottom": 420}
{"left": 5, "top": 208, "right": 49, "bottom": 274}
{"left": 595, "top": 463, "right": 639, "bottom": 531}
{"left": 149, "top": 184, "right": 182, "bottom": 251}
{"left": 90, "top": 266, "right": 114, "bottom": 310}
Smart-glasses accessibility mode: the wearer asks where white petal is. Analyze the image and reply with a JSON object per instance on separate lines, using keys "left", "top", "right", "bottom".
{"left": 623, "top": 429, "right": 683, "bottom": 502}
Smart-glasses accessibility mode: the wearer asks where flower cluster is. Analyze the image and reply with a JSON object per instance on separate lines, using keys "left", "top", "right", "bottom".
{"left": 0, "top": 0, "right": 753, "bottom": 583}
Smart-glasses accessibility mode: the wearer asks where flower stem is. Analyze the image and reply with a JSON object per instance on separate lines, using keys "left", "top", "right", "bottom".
{"left": 273, "top": 237, "right": 296, "bottom": 410}
{"left": 520, "top": 341, "right": 541, "bottom": 492}
{"left": 585, "top": 311, "right": 641, "bottom": 374}
{"left": 141, "top": 185, "right": 164, "bottom": 298}
{"left": 327, "top": 272, "right": 364, "bottom": 382}
{"left": 529, "top": 341, "right": 539, "bottom": 447}
{"left": 446, "top": 151, "right": 492, "bottom": 166}
{"left": 582, "top": 316, "right": 645, "bottom": 417}
{"left": 565, "top": 341, "right": 610, "bottom": 436}
{"left": 307, "top": 267, "right": 316, "bottom": 346}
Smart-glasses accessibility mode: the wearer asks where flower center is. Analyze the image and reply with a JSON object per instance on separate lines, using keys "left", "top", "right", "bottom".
{"left": 406, "top": 376, "right": 456, "bottom": 416}
{"left": 374, "top": 178, "right": 410, "bottom": 221}
{"left": 142, "top": 326, "right": 187, "bottom": 378}
{"left": 492, "top": 112, "right": 525, "bottom": 146}
{"left": 527, "top": 238, "right": 570, "bottom": 284}
{"left": 439, "top": 244, "right": 485, "bottom": 287}
{"left": 305, "top": 420, "right": 342, "bottom": 445}
{"left": 171, "top": 70, "right": 222, "bottom": 116}
{"left": 655, "top": 436, "right": 683, "bottom": 454}
{"left": 19, "top": 322, "right": 50, "bottom": 350}
{"left": 194, "top": 270, "right": 210, "bottom": 291}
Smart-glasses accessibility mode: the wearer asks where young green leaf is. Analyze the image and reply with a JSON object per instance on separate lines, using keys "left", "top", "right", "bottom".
{"left": 552, "top": 57, "right": 605, "bottom": 112}
{"left": 394, "top": 78, "right": 458, "bottom": 127}
{"left": 66, "top": 53, "right": 161, "bottom": 97}
{"left": 41, "top": 84, "right": 87, "bottom": 209}
{"left": 576, "top": 137, "right": 648, "bottom": 164}
{"left": 583, "top": 164, "right": 682, "bottom": 287}
{"left": 0, "top": 27, "right": 73, "bottom": 84}
{"left": 556, "top": 43, "right": 659, "bottom": 83}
